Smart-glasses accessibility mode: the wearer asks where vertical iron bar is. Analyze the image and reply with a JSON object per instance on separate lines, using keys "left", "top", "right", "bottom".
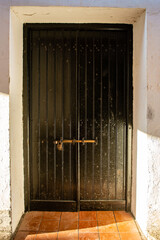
{"left": 38, "top": 31, "right": 41, "bottom": 198}
{"left": 107, "top": 33, "right": 111, "bottom": 199}
{"left": 28, "top": 29, "right": 32, "bottom": 210}
{"left": 84, "top": 37, "right": 88, "bottom": 200}
{"left": 100, "top": 36, "right": 103, "bottom": 197}
{"left": 69, "top": 36, "right": 72, "bottom": 199}
{"left": 62, "top": 30, "right": 64, "bottom": 199}
{"left": 54, "top": 36, "right": 57, "bottom": 199}
{"left": 77, "top": 31, "right": 80, "bottom": 211}
{"left": 123, "top": 42, "right": 126, "bottom": 199}
{"left": 126, "top": 31, "right": 130, "bottom": 210}
{"left": 126, "top": 29, "right": 133, "bottom": 211}
{"left": 125, "top": 31, "right": 129, "bottom": 210}
{"left": 46, "top": 31, "right": 49, "bottom": 195}
{"left": 92, "top": 37, "right": 95, "bottom": 199}
{"left": 115, "top": 34, "right": 118, "bottom": 199}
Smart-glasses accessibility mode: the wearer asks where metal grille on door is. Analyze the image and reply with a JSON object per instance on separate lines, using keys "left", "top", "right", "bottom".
{"left": 25, "top": 24, "right": 132, "bottom": 211}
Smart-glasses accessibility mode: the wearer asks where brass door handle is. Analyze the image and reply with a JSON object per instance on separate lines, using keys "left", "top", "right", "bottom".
{"left": 53, "top": 137, "right": 98, "bottom": 151}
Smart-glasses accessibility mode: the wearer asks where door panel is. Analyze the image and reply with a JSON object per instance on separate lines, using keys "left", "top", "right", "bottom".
{"left": 78, "top": 31, "right": 128, "bottom": 210}
{"left": 29, "top": 30, "right": 77, "bottom": 210}
{"left": 26, "top": 24, "right": 132, "bottom": 211}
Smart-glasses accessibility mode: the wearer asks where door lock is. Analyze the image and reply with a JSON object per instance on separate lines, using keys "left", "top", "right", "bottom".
{"left": 53, "top": 137, "right": 98, "bottom": 151}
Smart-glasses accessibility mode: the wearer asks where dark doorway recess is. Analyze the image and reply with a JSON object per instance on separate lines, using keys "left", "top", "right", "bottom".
{"left": 23, "top": 24, "right": 133, "bottom": 212}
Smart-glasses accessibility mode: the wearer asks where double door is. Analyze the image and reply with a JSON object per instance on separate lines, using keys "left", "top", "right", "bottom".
{"left": 26, "top": 24, "right": 132, "bottom": 211}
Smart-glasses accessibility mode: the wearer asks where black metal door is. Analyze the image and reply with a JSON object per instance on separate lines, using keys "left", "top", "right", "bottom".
{"left": 25, "top": 24, "right": 132, "bottom": 211}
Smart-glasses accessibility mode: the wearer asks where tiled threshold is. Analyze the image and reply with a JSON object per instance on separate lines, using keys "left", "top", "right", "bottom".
{"left": 13, "top": 211, "right": 142, "bottom": 240}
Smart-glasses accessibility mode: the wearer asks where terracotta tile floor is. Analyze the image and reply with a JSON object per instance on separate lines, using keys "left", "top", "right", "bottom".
{"left": 14, "top": 211, "right": 142, "bottom": 240}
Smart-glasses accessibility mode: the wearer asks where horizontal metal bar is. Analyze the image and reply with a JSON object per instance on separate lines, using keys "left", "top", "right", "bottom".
{"left": 80, "top": 200, "right": 126, "bottom": 211}
{"left": 30, "top": 200, "right": 77, "bottom": 211}
{"left": 80, "top": 200, "right": 125, "bottom": 202}
{"left": 25, "top": 23, "right": 133, "bottom": 32}
{"left": 53, "top": 138, "right": 98, "bottom": 145}
{"left": 53, "top": 138, "right": 98, "bottom": 151}
{"left": 31, "top": 200, "right": 76, "bottom": 203}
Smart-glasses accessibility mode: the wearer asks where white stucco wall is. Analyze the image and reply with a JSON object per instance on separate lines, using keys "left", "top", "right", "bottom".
{"left": 0, "top": 3, "right": 11, "bottom": 239}
{"left": 0, "top": 93, "right": 11, "bottom": 240}
{"left": 10, "top": 10, "right": 24, "bottom": 233}
{"left": 0, "top": 0, "right": 160, "bottom": 239}
{"left": 0, "top": 94, "right": 10, "bottom": 211}
{"left": 146, "top": 10, "right": 160, "bottom": 240}
{"left": 132, "top": 11, "right": 148, "bottom": 234}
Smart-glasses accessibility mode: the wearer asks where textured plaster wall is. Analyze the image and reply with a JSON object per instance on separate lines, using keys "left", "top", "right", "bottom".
{"left": 0, "top": 93, "right": 11, "bottom": 239}
{"left": 0, "top": 0, "right": 159, "bottom": 239}
{"left": 0, "top": 2, "right": 11, "bottom": 239}
{"left": 0, "top": 4, "right": 9, "bottom": 94}
{"left": 10, "top": 10, "right": 24, "bottom": 233}
{"left": 146, "top": 10, "right": 160, "bottom": 240}
{"left": 147, "top": 136, "right": 160, "bottom": 240}
{"left": 132, "top": 11, "right": 148, "bottom": 234}
{"left": 0, "top": 94, "right": 10, "bottom": 212}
